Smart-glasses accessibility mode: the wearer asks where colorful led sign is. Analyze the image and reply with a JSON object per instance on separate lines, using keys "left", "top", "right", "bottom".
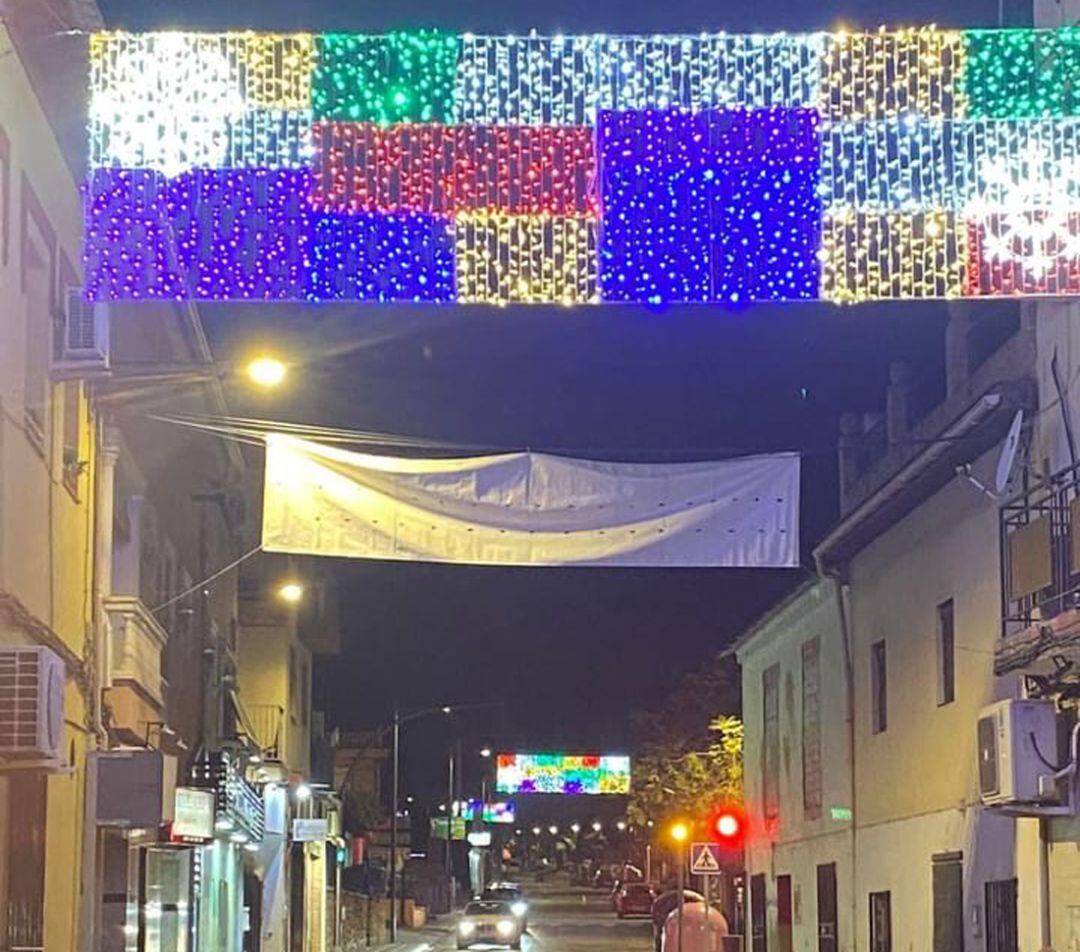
{"left": 85, "top": 27, "right": 1080, "bottom": 304}
{"left": 496, "top": 753, "right": 631, "bottom": 795}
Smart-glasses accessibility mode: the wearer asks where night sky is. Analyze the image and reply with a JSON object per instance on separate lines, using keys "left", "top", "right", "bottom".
{"left": 97, "top": 0, "right": 1016, "bottom": 803}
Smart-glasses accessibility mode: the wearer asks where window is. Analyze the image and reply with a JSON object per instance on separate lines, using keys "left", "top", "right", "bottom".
{"left": 932, "top": 852, "right": 963, "bottom": 952}
{"left": 0, "top": 124, "right": 9, "bottom": 265}
{"left": 288, "top": 645, "right": 299, "bottom": 723}
{"left": 777, "top": 875, "right": 793, "bottom": 952}
{"left": 802, "top": 636, "right": 823, "bottom": 820}
{"left": 61, "top": 382, "right": 81, "bottom": 496}
{"left": 817, "top": 863, "right": 838, "bottom": 952}
{"left": 763, "top": 663, "right": 781, "bottom": 825}
{"left": 300, "top": 656, "right": 309, "bottom": 726}
{"left": 985, "top": 879, "right": 1018, "bottom": 952}
{"left": 20, "top": 177, "right": 56, "bottom": 448}
{"left": 22, "top": 222, "right": 50, "bottom": 443}
{"left": 937, "top": 599, "right": 955, "bottom": 706}
{"left": 750, "top": 873, "right": 767, "bottom": 952}
{"left": 869, "top": 891, "right": 892, "bottom": 952}
{"left": 870, "top": 640, "right": 887, "bottom": 734}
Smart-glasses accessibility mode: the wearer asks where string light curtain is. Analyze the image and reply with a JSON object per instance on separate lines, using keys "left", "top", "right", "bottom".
{"left": 86, "top": 26, "right": 1080, "bottom": 304}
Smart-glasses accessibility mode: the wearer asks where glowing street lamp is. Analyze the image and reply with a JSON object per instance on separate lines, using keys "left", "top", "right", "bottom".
{"left": 670, "top": 821, "right": 690, "bottom": 952}
{"left": 592, "top": 821, "right": 602, "bottom": 833}
{"left": 277, "top": 581, "right": 304, "bottom": 604}
{"left": 245, "top": 355, "right": 287, "bottom": 389}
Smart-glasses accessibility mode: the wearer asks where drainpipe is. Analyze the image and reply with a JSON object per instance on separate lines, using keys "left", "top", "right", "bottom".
{"left": 78, "top": 417, "right": 120, "bottom": 952}
{"left": 1038, "top": 817, "right": 1051, "bottom": 948}
{"left": 818, "top": 560, "right": 857, "bottom": 949}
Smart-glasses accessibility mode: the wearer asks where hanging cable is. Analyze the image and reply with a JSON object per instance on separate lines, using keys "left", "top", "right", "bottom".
{"left": 151, "top": 544, "right": 263, "bottom": 614}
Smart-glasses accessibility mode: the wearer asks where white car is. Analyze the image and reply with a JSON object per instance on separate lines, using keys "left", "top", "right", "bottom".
{"left": 457, "top": 899, "right": 524, "bottom": 950}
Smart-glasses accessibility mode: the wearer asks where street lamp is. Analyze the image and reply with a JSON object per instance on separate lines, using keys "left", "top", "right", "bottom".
{"left": 277, "top": 581, "right": 304, "bottom": 604}
{"left": 388, "top": 701, "right": 502, "bottom": 941}
{"left": 616, "top": 820, "right": 627, "bottom": 832}
{"left": 670, "top": 823, "right": 689, "bottom": 952}
{"left": 480, "top": 747, "right": 492, "bottom": 758}
{"left": 592, "top": 821, "right": 602, "bottom": 833}
{"left": 570, "top": 823, "right": 581, "bottom": 834}
{"left": 548, "top": 825, "right": 559, "bottom": 835}
{"left": 244, "top": 355, "right": 287, "bottom": 389}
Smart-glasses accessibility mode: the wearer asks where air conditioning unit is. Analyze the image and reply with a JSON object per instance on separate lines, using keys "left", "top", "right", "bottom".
{"left": 0, "top": 646, "right": 65, "bottom": 765}
{"left": 52, "top": 287, "right": 110, "bottom": 378}
{"left": 978, "top": 698, "right": 1060, "bottom": 807}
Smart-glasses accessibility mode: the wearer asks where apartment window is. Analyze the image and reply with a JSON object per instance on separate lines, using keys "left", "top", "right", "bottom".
{"left": 869, "top": 891, "right": 892, "bottom": 952}
{"left": 763, "top": 663, "right": 781, "bottom": 825}
{"left": 817, "top": 863, "right": 838, "bottom": 952}
{"left": 289, "top": 645, "right": 299, "bottom": 723}
{"left": 22, "top": 222, "right": 51, "bottom": 443}
{"left": 21, "top": 177, "right": 56, "bottom": 448}
{"left": 61, "top": 383, "right": 81, "bottom": 496}
{"left": 932, "top": 852, "right": 963, "bottom": 952}
{"left": 301, "top": 657, "right": 310, "bottom": 726}
{"left": 985, "top": 879, "right": 1018, "bottom": 952}
{"left": 750, "top": 873, "right": 767, "bottom": 952}
{"left": 870, "top": 640, "right": 887, "bottom": 734}
{"left": 802, "top": 636, "right": 823, "bottom": 820}
{"left": 937, "top": 599, "right": 955, "bottom": 706}
{"left": 0, "top": 124, "right": 9, "bottom": 265}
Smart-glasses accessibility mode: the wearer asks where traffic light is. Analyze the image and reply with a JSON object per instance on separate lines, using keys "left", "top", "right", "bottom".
{"left": 708, "top": 806, "right": 746, "bottom": 850}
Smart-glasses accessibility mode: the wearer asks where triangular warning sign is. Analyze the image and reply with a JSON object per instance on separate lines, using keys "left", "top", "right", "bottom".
{"left": 692, "top": 844, "right": 720, "bottom": 872}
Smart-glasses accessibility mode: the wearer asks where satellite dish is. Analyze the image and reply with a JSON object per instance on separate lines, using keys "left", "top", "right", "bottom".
{"left": 995, "top": 409, "right": 1025, "bottom": 496}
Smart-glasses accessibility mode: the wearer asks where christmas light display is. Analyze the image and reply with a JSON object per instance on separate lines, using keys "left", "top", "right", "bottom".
{"left": 599, "top": 108, "right": 821, "bottom": 303}
{"left": 495, "top": 753, "right": 631, "bottom": 795}
{"left": 964, "top": 29, "right": 1080, "bottom": 118}
{"left": 85, "top": 26, "right": 1080, "bottom": 305}
{"left": 307, "top": 211, "right": 455, "bottom": 301}
{"left": 84, "top": 168, "right": 312, "bottom": 300}
{"left": 312, "top": 123, "right": 596, "bottom": 214}
{"left": 455, "top": 213, "right": 598, "bottom": 304}
{"left": 312, "top": 31, "right": 460, "bottom": 124}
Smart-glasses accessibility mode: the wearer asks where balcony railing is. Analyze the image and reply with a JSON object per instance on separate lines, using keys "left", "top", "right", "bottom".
{"left": 1000, "top": 459, "right": 1080, "bottom": 638}
{"left": 104, "top": 594, "right": 168, "bottom": 705}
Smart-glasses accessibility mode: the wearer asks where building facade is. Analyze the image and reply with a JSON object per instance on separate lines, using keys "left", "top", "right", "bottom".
{"left": 736, "top": 303, "right": 1077, "bottom": 951}
{"left": 735, "top": 578, "right": 853, "bottom": 952}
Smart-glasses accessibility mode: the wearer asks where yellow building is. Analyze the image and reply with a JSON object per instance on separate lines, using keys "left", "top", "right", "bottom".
{"left": 0, "top": 16, "right": 102, "bottom": 952}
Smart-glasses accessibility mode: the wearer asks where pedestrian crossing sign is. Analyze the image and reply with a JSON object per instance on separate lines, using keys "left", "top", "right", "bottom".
{"left": 690, "top": 842, "right": 723, "bottom": 875}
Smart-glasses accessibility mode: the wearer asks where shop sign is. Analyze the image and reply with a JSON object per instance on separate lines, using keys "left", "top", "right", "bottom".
{"left": 172, "top": 787, "right": 215, "bottom": 842}
{"left": 293, "top": 817, "right": 329, "bottom": 842}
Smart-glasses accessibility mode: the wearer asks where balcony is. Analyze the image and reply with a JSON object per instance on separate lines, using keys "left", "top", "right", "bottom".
{"left": 997, "top": 460, "right": 1080, "bottom": 675}
{"left": 245, "top": 703, "right": 285, "bottom": 758}
{"left": 103, "top": 594, "right": 168, "bottom": 744}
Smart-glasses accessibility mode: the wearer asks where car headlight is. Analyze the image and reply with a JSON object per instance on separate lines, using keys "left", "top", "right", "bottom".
{"left": 496, "top": 919, "right": 515, "bottom": 936}
{"left": 511, "top": 902, "right": 528, "bottom": 917}
{"left": 459, "top": 921, "right": 476, "bottom": 935}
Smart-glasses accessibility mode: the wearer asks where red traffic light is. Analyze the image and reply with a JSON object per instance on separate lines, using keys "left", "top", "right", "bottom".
{"left": 708, "top": 806, "right": 746, "bottom": 847}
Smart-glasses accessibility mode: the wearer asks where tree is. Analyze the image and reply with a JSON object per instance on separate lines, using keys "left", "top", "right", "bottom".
{"left": 627, "top": 714, "right": 743, "bottom": 828}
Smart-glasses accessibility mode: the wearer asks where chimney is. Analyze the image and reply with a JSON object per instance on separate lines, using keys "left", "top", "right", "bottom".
{"left": 945, "top": 303, "right": 972, "bottom": 398}
{"left": 886, "top": 361, "right": 910, "bottom": 445}
{"left": 838, "top": 411, "right": 861, "bottom": 505}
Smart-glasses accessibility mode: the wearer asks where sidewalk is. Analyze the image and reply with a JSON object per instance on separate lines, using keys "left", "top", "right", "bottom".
{"left": 368, "top": 920, "right": 455, "bottom": 952}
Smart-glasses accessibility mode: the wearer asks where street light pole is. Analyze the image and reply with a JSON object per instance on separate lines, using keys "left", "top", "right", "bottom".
{"left": 389, "top": 707, "right": 400, "bottom": 942}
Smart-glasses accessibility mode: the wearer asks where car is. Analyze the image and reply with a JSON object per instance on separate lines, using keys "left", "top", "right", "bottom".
{"left": 615, "top": 882, "right": 657, "bottom": 918}
{"left": 482, "top": 882, "right": 529, "bottom": 929}
{"left": 457, "top": 899, "right": 525, "bottom": 950}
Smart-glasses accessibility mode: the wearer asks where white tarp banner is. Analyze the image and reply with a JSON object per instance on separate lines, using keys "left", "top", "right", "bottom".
{"left": 262, "top": 435, "right": 800, "bottom": 568}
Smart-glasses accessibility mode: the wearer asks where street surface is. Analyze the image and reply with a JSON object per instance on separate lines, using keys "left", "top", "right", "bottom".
{"left": 428, "top": 876, "right": 653, "bottom": 952}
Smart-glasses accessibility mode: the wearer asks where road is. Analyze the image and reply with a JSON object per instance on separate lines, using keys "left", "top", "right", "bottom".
{"left": 428, "top": 877, "right": 654, "bottom": 952}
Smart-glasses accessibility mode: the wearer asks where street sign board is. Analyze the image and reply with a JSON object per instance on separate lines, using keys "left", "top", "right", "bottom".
{"left": 690, "top": 842, "right": 723, "bottom": 875}
{"left": 293, "top": 818, "right": 329, "bottom": 842}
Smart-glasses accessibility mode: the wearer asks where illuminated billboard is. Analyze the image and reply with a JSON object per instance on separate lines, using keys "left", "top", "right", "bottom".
{"left": 496, "top": 753, "right": 631, "bottom": 795}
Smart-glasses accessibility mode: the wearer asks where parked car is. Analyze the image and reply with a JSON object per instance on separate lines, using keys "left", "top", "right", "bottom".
{"left": 457, "top": 900, "right": 524, "bottom": 950}
{"left": 615, "top": 882, "right": 657, "bottom": 918}
{"left": 482, "top": 882, "right": 529, "bottom": 929}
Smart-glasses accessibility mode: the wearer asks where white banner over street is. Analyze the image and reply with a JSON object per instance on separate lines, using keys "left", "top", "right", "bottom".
{"left": 261, "top": 435, "right": 799, "bottom": 568}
